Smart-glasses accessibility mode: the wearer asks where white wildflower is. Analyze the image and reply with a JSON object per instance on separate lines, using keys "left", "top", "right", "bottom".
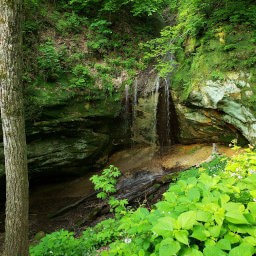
{"left": 238, "top": 175, "right": 243, "bottom": 179}
{"left": 249, "top": 169, "right": 256, "bottom": 174}
{"left": 253, "top": 198, "right": 256, "bottom": 202}
{"left": 230, "top": 173, "right": 236, "bottom": 177}
{"left": 124, "top": 238, "right": 131, "bottom": 243}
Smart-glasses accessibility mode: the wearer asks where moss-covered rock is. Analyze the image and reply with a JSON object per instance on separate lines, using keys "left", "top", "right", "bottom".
{"left": 0, "top": 93, "right": 127, "bottom": 182}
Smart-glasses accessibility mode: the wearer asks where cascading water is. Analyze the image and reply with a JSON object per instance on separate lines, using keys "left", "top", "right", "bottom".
{"left": 124, "top": 83, "right": 130, "bottom": 129}
{"left": 133, "top": 79, "right": 138, "bottom": 125}
{"left": 125, "top": 84, "right": 129, "bottom": 110}
{"left": 129, "top": 52, "right": 179, "bottom": 148}
{"left": 165, "top": 78, "right": 170, "bottom": 142}
{"left": 152, "top": 76, "right": 160, "bottom": 144}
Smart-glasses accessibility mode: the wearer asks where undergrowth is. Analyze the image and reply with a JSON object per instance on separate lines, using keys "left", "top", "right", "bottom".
{"left": 30, "top": 145, "right": 256, "bottom": 256}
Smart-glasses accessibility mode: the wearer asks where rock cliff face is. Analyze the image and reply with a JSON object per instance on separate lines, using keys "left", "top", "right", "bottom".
{"left": 0, "top": 96, "right": 128, "bottom": 182}
{"left": 0, "top": 70, "right": 254, "bottom": 182}
{"left": 174, "top": 72, "right": 255, "bottom": 145}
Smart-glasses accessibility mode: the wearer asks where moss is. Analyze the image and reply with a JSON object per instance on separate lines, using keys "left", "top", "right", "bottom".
{"left": 219, "top": 134, "right": 248, "bottom": 146}
{"left": 172, "top": 26, "right": 256, "bottom": 101}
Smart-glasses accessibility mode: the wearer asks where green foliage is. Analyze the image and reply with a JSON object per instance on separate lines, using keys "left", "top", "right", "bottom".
{"left": 142, "top": 0, "right": 256, "bottom": 99}
{"left": 31, "top": 149, "right": 256, "bottom": 256}
{"left": 55, "top": 12, "right": 88, "bottom": 35}
{"left": 37, "top": 40, "right": 65, "bottom": 82}
{"left": 69, "top": 0, "right": 167, "bottom": 16}
{"left": 87, "top": 20, "right": 112, "bottom": 55}
{"left": 30, "top": 219, "right": 122, "bottom": 256}
{"left": 30, "top": 229, "right": 88, "bottom": 256}
{"left": 90, "top": 165, "right": 128, "bottom": 217}
{"left": 80, "top": 218, "right": 123, "bottom": 250}
{"left": 101, "top": 148, "right": 256, "bottom": 255}
{"left": 178, "top": 155, "right": 228, "bottom": 181}
{"left": 71, "top": 65, "right": 95, "bottom": 89}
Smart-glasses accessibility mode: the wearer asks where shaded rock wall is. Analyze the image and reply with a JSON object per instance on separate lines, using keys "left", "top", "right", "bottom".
{"left": 0, "top": 96, "right": 128, "bottom": 182}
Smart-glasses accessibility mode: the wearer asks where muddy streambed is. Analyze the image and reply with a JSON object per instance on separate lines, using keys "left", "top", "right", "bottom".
{"left": 0, "top": 144, "right": 241, "bottom": 248}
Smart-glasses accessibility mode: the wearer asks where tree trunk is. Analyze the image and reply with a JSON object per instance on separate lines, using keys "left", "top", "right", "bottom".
{"left": 0, "top": 0, "right": 29, "bottom": 255}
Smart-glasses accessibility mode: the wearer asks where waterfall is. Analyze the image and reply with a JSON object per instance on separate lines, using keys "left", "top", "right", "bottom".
{"left": 165, "top": 79, "right": 170, "bottom": 144}
{"left": 125, "top": 84, "right": 129, "bottom": 108}
{"left": 133, "top": 79, "right": 138, "bottom": 125}
{"left": 131, "top": 80, "right": 138, "bottom": 146}
{"left": 152, "top": 76, "right": 160, "bottom": 144}
{"left": 124, "top": 84, "right": 130, "bottom": 129}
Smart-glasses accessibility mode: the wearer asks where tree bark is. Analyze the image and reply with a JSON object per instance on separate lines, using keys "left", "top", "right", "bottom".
{"left": 0, "top": 0, "right": 29, "bottom": 255}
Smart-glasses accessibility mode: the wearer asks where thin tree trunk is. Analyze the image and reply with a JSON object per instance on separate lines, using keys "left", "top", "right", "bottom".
{"left": 0, "top": 0, "right": 29, "bottom": 255}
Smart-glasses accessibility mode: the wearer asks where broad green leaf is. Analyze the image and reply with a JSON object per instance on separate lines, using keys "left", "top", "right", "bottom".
{"left": 187, "top": 177, "right": 198, "bottom": 185}
{"left": 244, "top": 213, "right": 256, "bottom": 224}
{"left": 164, "top": 192, "right": 177, "bottom": 203}
{"left": 155, "top": 201, "right": 175, "bottom": 214}
{"left": 139, "top": 250, "right": 145, "bottom": 256}
{"left": 228, "top": 224, "right": 251, "bottom": 234}
{"left": 229, "top": 244, "right": 254, "bottom": 256}
{"left": 243, "top": 236, "right": 256, "bottom": 246}
{"left": 191, "top": 225, "right": 208, "bottom": 241}
{"left": 216, "top": 239, "right": 231, "bottom": 251}
{"left": 152, "top": 217, "right": 176, "bottom": 237}
{"left": 203, "top": 245, "right": 227, "bottom": 256}
{"left": 223, "top": 202, "right": 245, "bottom": 212}
{"left": 247, "top": 202, "right": 256, "bottom": 215}
{"left": 220, "top": 194, "right": 230, "bottom": 206}
{"left": 196, "top": 211, "right": 212, "bottom": 222}
{"left": 214, "top": 208, "right": 225, "bottom": 225}
{"left": 225, "top": 211, "right": 249, "bottom": 224}
{"left": 180, "top": 248, "right": 203, "bottom": 256}
{"left": 204, "top": 203, "right": 220, "bottom": 213}
{"left": 207, "top": 225, "right": 221, "bottom": 238}
{"left": 224, "top": 233, "right": 241, "bottom": 244}
{"left": 175, "top": 204, "right": 189, "bottom": 214}
{"left": 159, "top": 238, "right": 181, "bottom": 256}
{"left": 204, "top": 239, "right": 216, "bottom": 246}
{"left": 187, "top": 187, "right": 201, "bottom": 202}
{"left": 199, "top": 173, "right": 220, "bottom": 188}
{"left": 174, "top": 230, "right": 189, "bottom": 245}
{"left": 178, "top": 211, "right": 197, "bottom": 229}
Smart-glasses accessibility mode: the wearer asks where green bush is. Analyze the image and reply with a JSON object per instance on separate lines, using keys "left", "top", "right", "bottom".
{"left": 37, "top": 41, "right": 64, "bottom": 81}
{"left": 56, "top": 12, "right": 88, "bottom": 35}
{"left": 30, "top": 219, "right": 121, "bottom": 256}
{"left": 68, "top": 0, "right": 167, "bottom": 16}
{"left": 30, "top": 149, "right": 256, "bottom": 256}
{"left": 70, "top": 64, "right": 95, "bottom": 88}
{"left": 87, "top": 20, "right": 112, "bottom": 55}
{"left": 90, "top": 165, "right": 128, "bottom": 217}
{"left": 102, "top": 148, "right": 256, "bottom": 255}
{"left": 30, "top": 229, "right": 87, "bottom": 256}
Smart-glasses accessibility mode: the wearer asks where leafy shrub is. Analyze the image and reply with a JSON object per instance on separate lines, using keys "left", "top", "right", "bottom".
{"left": 90, "top": 165, "right": 128, "bottom": 217}
{"left": 87, "top": 20, "right": 112, "bottom": 55}
{"left": 56, "top": 12, "right": 88, "bottom": 35}
{"left": 102, "top": 148, "right": 256, "bottom": 255}
{"left": 37, "top": 41, "right": 64, "bottom": 81}
{"left": 30, "top": 229, "right": 87, "bottom": 256}
{"left": 30, "top": 219, "right": 121, "bottom": 256}
{"left": 31, "top": 149, "right": 256, "bottom": 256}
{"left": 80, "top": 218, "right": 122, "bottom": 249}
{"left": 70, "top": 64, "right": 95, "bottom": 88}
{"left": 68, "top": 0, "right": 167, "bottom": 16}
